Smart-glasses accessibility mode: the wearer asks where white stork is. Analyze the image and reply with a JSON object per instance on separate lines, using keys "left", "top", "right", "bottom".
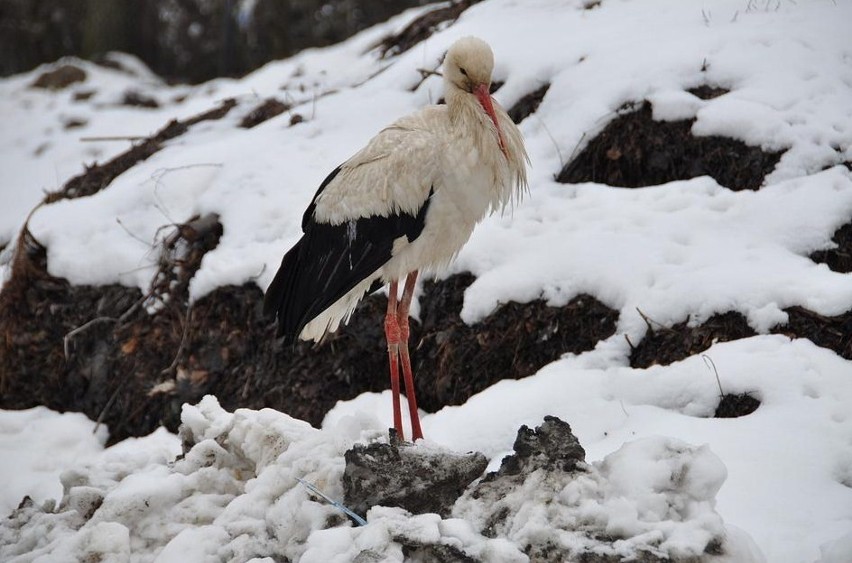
{"left": 264, "top": 36, "right": 529, "bottom": 441}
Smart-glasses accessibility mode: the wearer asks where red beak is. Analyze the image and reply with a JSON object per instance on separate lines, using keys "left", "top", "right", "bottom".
{"left": 473, "top": 83, "right": 508, "bottom": 158}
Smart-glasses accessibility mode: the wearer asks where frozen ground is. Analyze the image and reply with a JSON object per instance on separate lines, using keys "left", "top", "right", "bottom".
{"left": 2, "top": 0, "right": 852, "bottom": 561}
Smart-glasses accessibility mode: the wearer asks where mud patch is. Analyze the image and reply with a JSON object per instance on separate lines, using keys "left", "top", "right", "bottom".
{"left": 507, "top": 83, "right": 550, "bottom": 124}
{"left": 240, "top": 98, "right": 290, "bottom": 128}
{"left": 810, "top": 221, "right": 852, "bottom": 273}
{"left": 629, "top": 311, "right": 756, "bottom": 368}
{"left": 31, "top": 64, "right": 86, "bottom": 90}
{"left": 45, "top": 98, "right": 236, "bottom": 203}
{"left": 378, "top": 0, "right": 483, "bottom": 58}
{"left": 557, "top": 101, "right": 783, "bottom": 191}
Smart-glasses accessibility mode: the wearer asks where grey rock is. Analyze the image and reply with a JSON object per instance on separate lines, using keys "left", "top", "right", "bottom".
{"left": 343, "top": 439, "right": 488, "bottom": 518}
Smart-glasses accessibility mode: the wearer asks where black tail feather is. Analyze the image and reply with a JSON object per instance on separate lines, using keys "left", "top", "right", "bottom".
{"left": 264, "top": 188, "right": 434, "bottom": 345}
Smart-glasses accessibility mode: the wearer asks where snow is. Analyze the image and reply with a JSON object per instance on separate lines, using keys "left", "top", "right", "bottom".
{"left": 2, "top": 0, "right": 852, "bottom": 561}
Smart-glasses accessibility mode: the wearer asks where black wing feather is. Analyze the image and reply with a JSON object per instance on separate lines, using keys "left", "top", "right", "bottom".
{"left": 264, "top": 183, "right": 433, "bottom": 344}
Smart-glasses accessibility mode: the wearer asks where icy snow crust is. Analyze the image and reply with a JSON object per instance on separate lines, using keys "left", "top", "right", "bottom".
{"left": 1, "top": 0, "right": 852, "bottom": 561}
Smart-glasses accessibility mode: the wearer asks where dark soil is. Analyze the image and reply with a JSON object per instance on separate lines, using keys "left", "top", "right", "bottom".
{"left": 715, "top": 393, "right": 760, "bottom": 418}
{"left": 687, "top": 85, "right": 729, "bottom": 100}
{"left": 45, "top": 98, "right": 236, "bottom": 203}
{"left": 121, "top": 90, "right": 159, "bottom": 108}
{"left": 240, "top": 98, "right": 290, "bottom": 129}
{"left": 31, "top": 64, "right": 86, "bottom": 89}
{"left": 772, "top": 307, "right": 852, "bottom": 361}
{"left": 629, "top": 311, "right": 756, "bottom": 368}
{"left": 507, "top": 83, "right": 550, "bottom": 124}
{"left": 411, "top": 274, "right": 619, "bottom": 412}
{"left": 629, "top": 304, "right": 852, "bottom": 369}
{"left": 0, "top": 218, "right": 619, "bottom": 444}
{"left": 378, "top": 0, "right": 483, "bottom": 58}
{"left": 557, "top": 101, "right": 783, "bottom": 191}
{"left": 810, "top": 222, "right": 852, "bottom": 273}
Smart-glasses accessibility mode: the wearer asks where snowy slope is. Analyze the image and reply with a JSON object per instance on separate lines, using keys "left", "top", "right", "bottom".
{"left": 2, "top": 0, "right": 852, "bottom": 561}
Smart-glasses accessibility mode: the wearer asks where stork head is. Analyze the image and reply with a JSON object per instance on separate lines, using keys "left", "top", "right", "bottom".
{"left": 444, "top": 37, "right": 507, "bottom": 156}
{"left": 444, "top": 36, "right": 495, "bottom": 93}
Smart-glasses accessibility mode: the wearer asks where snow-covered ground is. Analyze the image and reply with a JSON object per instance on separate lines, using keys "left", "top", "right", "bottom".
{"left": 2, "top": 0, "right": 852, "bottom": 561}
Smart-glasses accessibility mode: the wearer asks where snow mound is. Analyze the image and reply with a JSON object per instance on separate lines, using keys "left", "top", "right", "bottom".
{"left": 0, "top": 397, "right": 757, "bottom": 562}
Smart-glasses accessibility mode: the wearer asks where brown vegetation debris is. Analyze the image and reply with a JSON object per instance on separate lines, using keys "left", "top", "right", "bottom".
{"left": 378, "top": 0, "right": 483, "bottom": 59}
{"left": 31, "top": 64, "right": 86, "bottom": 90}
{"left": 810, "top": 222, "right": 852, "bottom": 273}
{"left": 557, "top": 101, "right": 783, "bottom": 191}
{"left": 507, "top": 83, "right": 550, "bottom": 124}
{"left": 240, "top": 98, "right": 290, "bottom": 128}
{"left": 45, "top": 98, "right": 236, "bottom": 203}
{"left": 149, "top": 214, "right": 224, "bottom": 306}
{"left": 629, "top": 311, "right": 756, "bottom": 368}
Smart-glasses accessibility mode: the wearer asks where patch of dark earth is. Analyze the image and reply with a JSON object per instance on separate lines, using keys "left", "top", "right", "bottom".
{"left": 30, "top": 64, "right": 86, "bottom": 90}
{"left": 715, "top": 393, "right": 760, "bottom": 418}
{"left": 0, "top": 227, "right": 618, "bottom": 443}
{"left": 507, "top": 83, "right": 550, "bottom": 124}
{"left": 557, "top": 101, "right": 783, "bottom": 191}
{"left": 121, "top": 90, "right": 159, "bottom": 108}
{"left": 631, "top": 307, "right": 852, "bottom": 367}
{"left": 810, "top": 221, "right": 852, "bottom": 273}
{"left": 687, "top": 85, "right": 729, "bottom": 100}
{"left": 240, "top": 98, "right": 290, "bottom": 129}
{"left": 629, "top": 311, "right": 756, "bottom": 369}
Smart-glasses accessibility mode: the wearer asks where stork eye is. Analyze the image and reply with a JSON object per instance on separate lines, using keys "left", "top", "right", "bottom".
{"left": 459, "top": 67, "right": 468, "bottom": 76}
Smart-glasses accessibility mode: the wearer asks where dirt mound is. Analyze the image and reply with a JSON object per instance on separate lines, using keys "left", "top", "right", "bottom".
{"left": 557, "top": 101, "right": 783, "bottom": 191}
{"left": 0, "top": 215, "right": 620, "bottom": 445}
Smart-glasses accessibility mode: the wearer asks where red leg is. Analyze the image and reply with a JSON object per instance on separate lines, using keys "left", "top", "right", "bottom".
{"left": 398, "top": 271, "right": 424, "bottom": 440}
{"left": 384, "top": 280, "right": 404, "bottom": 440}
